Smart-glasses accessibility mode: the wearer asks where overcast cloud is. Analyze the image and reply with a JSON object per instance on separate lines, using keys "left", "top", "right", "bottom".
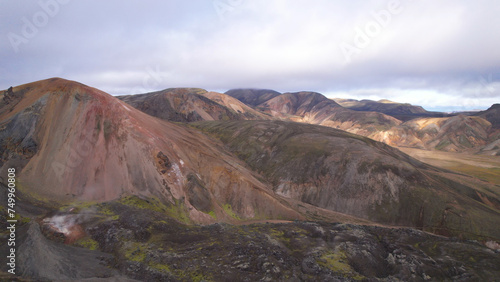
{"left": 1, "top": 0, "right": 499, "bottom": 111}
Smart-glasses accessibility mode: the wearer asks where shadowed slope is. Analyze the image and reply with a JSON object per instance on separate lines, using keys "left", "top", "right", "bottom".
{"left": 225, "top": 88, "right": 281, "bottom": 106}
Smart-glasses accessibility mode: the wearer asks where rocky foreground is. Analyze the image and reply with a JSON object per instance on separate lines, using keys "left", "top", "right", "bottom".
{"left": 1, "top": 196, "right": 499, "bottom": 281}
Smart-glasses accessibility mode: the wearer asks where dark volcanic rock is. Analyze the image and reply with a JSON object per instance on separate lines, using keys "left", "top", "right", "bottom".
{"left": 3, "top": 197, "right": 500, "bottom": 281}
{"left": 82, "top": 203, "right": 500, "bottom": 281}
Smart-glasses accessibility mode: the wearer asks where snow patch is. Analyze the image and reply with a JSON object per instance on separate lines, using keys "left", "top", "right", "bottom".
{"left": 170, "top": 163, "right": 184, "bottom": 186}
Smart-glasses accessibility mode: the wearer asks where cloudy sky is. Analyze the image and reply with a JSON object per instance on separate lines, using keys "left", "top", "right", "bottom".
{"left": 1, "top": 0, "right": 499, "bottom": 111}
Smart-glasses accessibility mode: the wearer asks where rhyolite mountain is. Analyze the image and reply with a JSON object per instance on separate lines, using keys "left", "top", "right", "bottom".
{"left": 255, "top": 91, "right": 402, "bottom": 137}
{"left": 226, "top": 89, "right": 499, "bottom": 153}
{"left": 118, "top": 88, "right": 269, "bottom": 122}
{"left": 1, "top": 78, "right": 500, "bottom": 280}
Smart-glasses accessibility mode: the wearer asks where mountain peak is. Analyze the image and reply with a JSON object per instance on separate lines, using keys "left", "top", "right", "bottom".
{"left": 487, "top": 103, "right": 500, "bottom": 110}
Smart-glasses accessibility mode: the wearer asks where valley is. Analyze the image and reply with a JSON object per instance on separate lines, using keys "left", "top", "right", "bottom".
{"left": 398, "top": 147, "right": 500, "bottom": 186}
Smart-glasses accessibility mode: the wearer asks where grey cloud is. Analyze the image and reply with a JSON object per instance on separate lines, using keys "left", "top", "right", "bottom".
{"left": 1, "top": 0, "right": 499, "bottom": 111}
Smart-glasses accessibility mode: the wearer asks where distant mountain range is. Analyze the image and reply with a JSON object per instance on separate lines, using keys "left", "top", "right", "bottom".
{"left": 224, "top": 89, "right": 500, "bottom": 155}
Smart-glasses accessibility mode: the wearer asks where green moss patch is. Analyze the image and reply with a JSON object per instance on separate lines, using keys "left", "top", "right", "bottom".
{"left": 74, "top": 237, "right": 99, "bottom": 251}
{"left": 318, "top": 249, "right": 365, "bottom": 280}
{"left": 222, "top": 203, "right": 240, "bottom": 220}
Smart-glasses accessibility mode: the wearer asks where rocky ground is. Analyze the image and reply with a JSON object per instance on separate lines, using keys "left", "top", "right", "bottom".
{"left": 1, "top": 196, "right": 499, "bottom": 281}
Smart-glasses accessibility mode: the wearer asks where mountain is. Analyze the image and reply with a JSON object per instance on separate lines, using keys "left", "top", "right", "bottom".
{"left": 193, "top": 120, "right": 500, "bottom": 239}
{"left": 225, "top": 88, "right": 281, "bottom": 106}
{"left": 117, "top": 88, "right": 247, "bottom": 122}
{"left": 256, "top": 91, "right": 402, "bottom": 137}
{"left": 0, "top": 78, "right": 302, "bottom": 224}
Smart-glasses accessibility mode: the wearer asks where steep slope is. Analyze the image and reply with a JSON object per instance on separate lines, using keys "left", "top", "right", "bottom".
{"left": 257, "top": 92, "right": 402, "bottom": 137}
{"left": 118, "top": 88, "right": 244, "bottom": 122}
{"left": 193, "top": 120, "right": 500, "bottom": 240}
{"left": 225, "top": 88, "right": 281, "bottom": 106}
{"left": 0, "top": 78, "right": 302, "bottom": 224}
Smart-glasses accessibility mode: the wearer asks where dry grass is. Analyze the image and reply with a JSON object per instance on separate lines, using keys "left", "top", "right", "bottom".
{"left": 398, "top": 147, "right": 500, "bottom": 186}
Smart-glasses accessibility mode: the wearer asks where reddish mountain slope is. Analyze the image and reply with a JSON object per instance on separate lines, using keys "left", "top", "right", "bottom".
{"left": 0, "top": 78, "right": 301, "bottom": 223}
